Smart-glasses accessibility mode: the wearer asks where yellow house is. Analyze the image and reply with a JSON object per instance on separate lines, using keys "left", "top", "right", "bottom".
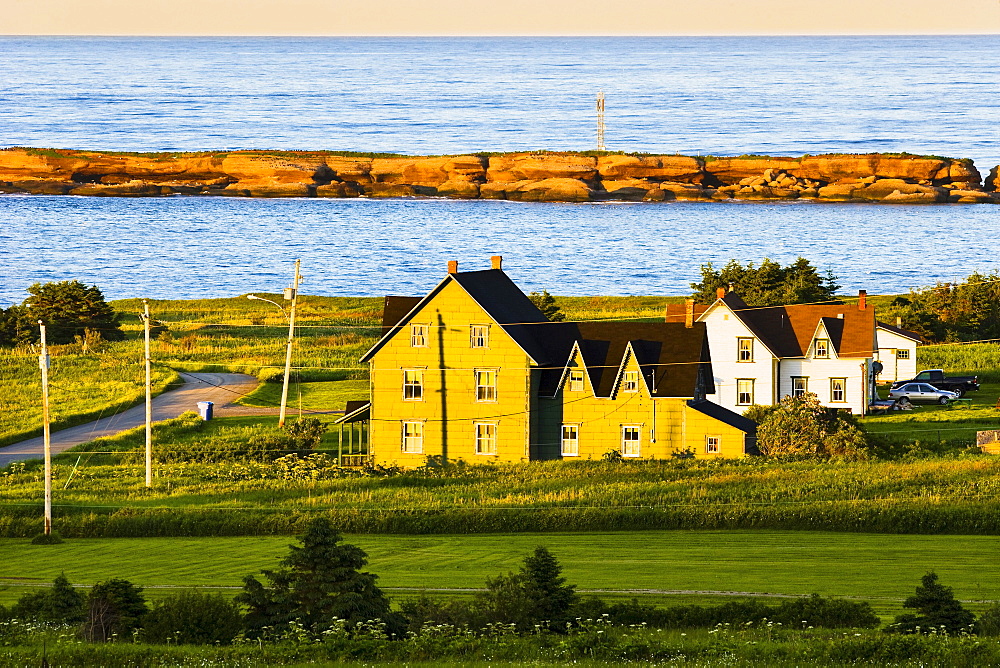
{"left": 356, "top": 257, "right": 756, "bottom": 467}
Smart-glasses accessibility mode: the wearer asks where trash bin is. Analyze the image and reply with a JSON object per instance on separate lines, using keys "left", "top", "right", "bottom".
{"left": 196, "top": 401, "right": 214, "bottom": 421}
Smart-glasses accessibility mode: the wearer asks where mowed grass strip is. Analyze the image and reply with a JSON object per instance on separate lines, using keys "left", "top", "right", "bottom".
{"left": 1, "top": 531, "right": 998, "bottom": 613}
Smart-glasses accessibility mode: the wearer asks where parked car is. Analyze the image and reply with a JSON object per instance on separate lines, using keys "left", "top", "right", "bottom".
{"left": 887, "top": 383, "right": 960, "bottom": 405}
{"left": 890, "top": 369, "right": 980, "bottom": 397}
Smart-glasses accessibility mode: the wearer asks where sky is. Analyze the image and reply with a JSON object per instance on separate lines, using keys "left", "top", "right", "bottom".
{"left": 5, "top": 0, "right": 1000, "bottom": 35}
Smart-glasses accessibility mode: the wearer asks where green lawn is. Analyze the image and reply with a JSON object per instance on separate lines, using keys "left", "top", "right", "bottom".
{"left": 237, "top": 378, "right": 370, "bottom": 411}
{"left": 2, "top": 531, "right": 998, "bottom": 620}
{"left": 861, "top": 380, "right": 1000, "bottom": 441}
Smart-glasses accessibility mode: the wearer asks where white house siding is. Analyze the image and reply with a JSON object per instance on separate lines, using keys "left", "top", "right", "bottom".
{"left": 701, "top": 307, "right": 776, "bottom": 414}
{"left": 779, "top": 357, "right": 869, "bottom": 414}
{"left": 875, "top": 328, "right": 919, "bottom": 383}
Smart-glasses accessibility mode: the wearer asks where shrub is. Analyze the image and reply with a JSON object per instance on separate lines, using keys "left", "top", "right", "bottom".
{"left": 143, "top": 590, "right": 242, "bottom": 645}
{"left": 757, "top": 393, "right": 867, "bottom": 458}
{"left": 979, "top": 604, "right": 1000, "bottom": 637}
{"left": 82, "top": 578, "right": 148, "bottom": 642}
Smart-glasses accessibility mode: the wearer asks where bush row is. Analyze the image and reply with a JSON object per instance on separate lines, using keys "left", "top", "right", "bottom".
{"left": 2, "top": 500, "right": 1000, "bottom": 538}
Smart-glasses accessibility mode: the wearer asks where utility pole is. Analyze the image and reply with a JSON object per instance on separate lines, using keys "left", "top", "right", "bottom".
{"left": 38, "top": 321, "right": 52, "bottom": 536}
{"left": 142, "top": 300, "right": 153, "bottom": 487}
{"left": 278, "top": 259, "right": 301, "bottom": 427}
{"left": 597, "top": 91, "right": 606, "bottom": 151}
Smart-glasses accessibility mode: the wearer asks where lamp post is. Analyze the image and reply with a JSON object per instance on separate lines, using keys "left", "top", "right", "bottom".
{"left": 248, "top": 259, "right": 301, "bottom": 427}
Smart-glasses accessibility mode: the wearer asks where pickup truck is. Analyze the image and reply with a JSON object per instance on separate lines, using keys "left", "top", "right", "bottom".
{"left": 890, "top": 369, "right": 980, "bottom": 397}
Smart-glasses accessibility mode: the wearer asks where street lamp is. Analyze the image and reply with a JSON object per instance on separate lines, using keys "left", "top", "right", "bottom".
{"left": 247, "top": 259, "right": 301, "bottom": 427}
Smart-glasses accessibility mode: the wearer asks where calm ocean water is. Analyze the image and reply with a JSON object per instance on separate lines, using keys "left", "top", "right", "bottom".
{"left": 1, "top": 36, "right": 999, "bottom": 303}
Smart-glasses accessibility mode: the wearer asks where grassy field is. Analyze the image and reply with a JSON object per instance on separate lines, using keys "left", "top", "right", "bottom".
{"left": 2, "top": 531, "right": 998, "bottom": 619}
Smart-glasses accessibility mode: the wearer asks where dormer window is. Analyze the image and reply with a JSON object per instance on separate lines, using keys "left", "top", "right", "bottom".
{"left": 737, "top": 337, "right": 754, "bottom": 362}
{"left": 814, "top": 338, "right": 829, "bottom": 358}
{"left": 569, "top": 370, "right": 585, "bottom": 392}
{"left": 410, "top": 324, "right": 428, "bottom": 347}
{"left": 470, "top": 325, "right": 489, "bottom": 348}
{"left": 622, "top": 371, "right": 639, "bottom": 393}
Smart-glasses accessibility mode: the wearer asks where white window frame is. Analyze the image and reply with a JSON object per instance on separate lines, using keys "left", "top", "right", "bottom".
{"left": 621, "top": 425, "right": 641, "bottom": 457}
{"left": 475, "top": 369, "right": 497, "bottom": 402}
{"left": 792, "top": 376, "right": 808, "bottom": 398}
{"left": 706, "top": 435, "right": 720, "bottom": 454}
{"left": 402, "top": 369, "right": 424, "bottom": 401}
{"left": 622, "top": 370, "right": 639, "bottom": 393}
{"left": 474, "top": 422, "right": 497, "bottom": 455}
{"left": 470, "top": 324, "right": 489, "bottom": 349}
{"left": 401, "top": 421, "right": 424, "bottom": 453}
{"left": 737, "top": 337, "right": 754, "bottom": 362}
{"left": 561, "top": 424, "right": 580, "bottom": 456}
{"left": 410, "top": 323, "right": 428, "bottom": 348}
{"left": 569, "top": 369, "right": 585, "bottom": 392}
{"left": 830, "top": 377, "right": 847, "bottom": 403}
{"left": 896, "top": 349, "right": 910, "bottom": 360}
{"left": 814, "top": 338, "right": 829, "bottom": 358}
{"left": 736, "top": 378, "right": 754, "bottom": 406}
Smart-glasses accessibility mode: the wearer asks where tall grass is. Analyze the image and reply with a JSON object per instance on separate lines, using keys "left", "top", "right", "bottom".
{"left": 919, "top": 342, "right": 1000, "bottom": 382}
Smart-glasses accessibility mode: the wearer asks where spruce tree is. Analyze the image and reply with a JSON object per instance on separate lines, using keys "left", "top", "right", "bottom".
{"left": 237, "top": 518, "right": 398, "bottom": 636}
{"left": 890, "top": 572, "right": 977, "bottom": 635}
{"left": 476, "top": 546, "right": 577, "bottom": 632}
{"left": 528, "top": 290, "right": 566, "bottom": 321}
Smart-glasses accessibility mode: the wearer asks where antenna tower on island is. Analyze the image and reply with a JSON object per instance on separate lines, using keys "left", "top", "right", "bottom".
{"left": 596, "top": 91, "right": 606, "bottom": 151}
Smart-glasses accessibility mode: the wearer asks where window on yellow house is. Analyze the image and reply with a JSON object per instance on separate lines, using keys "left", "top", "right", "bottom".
{"left": 470, "top": 325, "right": 489, "bottom": 348}
{"left": 622, "top": 371, "right": 639, "bottom": 393}
{"left": 475, "top": 369, "right": 497, "bottom": 402}
{"left": 402, "top": 369, "right": 424, "bottom": 401}
{"left": 475, "top": 423, "right": 497, "bottom": 455}
{"left": 569, "top": 369, "right": 585, "bottom": 392}
{"left": 561, "top": 424, "right": 579, "bottom": 456}
{"left": 737, "top": 337, "right": 754, "bottom": 362}
{"left": 621, "top": 425, "right": 641, "bottom": 457}
{"left": 896, "top": 349, "right": 910, "bottom": 360}
{"left": 401, "top": 421, "right": 423, "bottom": 453}
{"left": 736, "top": 379, "right": 754, "bottom": 405}
{"left": 410, "top": 324, "right": 428, "bottom": 347}
{"left": 830, "top": 377, "right": 847, "bottom": 402}
{"left": 706, "top": 436, "right": 720, "bottom": 453}
{"left": 814, "top": 338, "right": 829, "bottom": 358}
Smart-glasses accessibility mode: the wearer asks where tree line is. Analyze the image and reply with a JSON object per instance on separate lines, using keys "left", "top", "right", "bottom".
{"left": 3, "top": 519, "right": 996, "bottom": 647}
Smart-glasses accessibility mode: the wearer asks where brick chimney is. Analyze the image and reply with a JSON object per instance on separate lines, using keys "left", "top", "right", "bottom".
{"left": 447, "top": 260, "right": 458, "bottom": 274}
{"left": 491, "top": 255, "right": 503, "bottom": 270}
{"left": 716, "top": 287, "right": 726, "bottom": 299}
{"left": 858, "top": 289, "right": 867, "bottom": 310}
{"left": 684, "top": 299, "right": 695, "bottom": 328}
{"left": 896, "top": 316, "right": 902, "bottom": 328}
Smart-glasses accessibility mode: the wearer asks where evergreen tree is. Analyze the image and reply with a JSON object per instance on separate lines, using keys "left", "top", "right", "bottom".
{"left": 527, "top": 290, "right": 566, "bottom": 321}
{"left": 10, "top": 573, "right": 84, "bottom": 624}
{"left": 690, "top": 257, "right": 839, "bottom": 307}
{"left": 476, "top": 546, "right": 577, "bottom": 632}
{"left": 236, "top": 518, "right": 399, "bottom": 637}
{"left": 890, "top": 572, "right": 977, "bottom": 635}
{"left": 889, "top": 271, "right": 1000, "bottom": 342}
{"left": 15, "top": 280, "right": 124, "bottom": 345}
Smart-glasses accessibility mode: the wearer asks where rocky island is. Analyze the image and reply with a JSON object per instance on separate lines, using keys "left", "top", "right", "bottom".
{"left": 2, "top": 147, "right": 998, "bottom": 204}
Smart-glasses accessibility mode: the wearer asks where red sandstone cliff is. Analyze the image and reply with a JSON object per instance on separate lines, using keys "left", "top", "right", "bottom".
{"left": 0, "top": 148, "right": 994, "bottom": 204}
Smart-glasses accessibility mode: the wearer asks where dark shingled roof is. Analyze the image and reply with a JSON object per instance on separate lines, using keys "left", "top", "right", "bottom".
{"left": 686, "top": 399, "right": 757, "bottom": 435}
{"left": 572, "top": 321, "right": 714, "bottom": 398}
{"left": 719, "top": 292, "right": 876, "bottom": 359}
{"left": 381, "top": 296, "right": 422, "bottom": 336}
{"left": 362, "top": 269, "right": 552, "bottom": 364}
{"left": 877, "top": 321, "right": 923, "bottom": 343}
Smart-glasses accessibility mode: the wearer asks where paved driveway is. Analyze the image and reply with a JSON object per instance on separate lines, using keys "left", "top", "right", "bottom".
{"left": 0, "top": 372, "right": 259, "bottom": 467}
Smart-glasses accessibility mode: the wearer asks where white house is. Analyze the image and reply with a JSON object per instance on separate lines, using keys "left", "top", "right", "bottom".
{"left": 669, "top": 289, "right": 878, "bottom": 415}
{"left": 874, "top": 322, "right": 921, "bottom": 383}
